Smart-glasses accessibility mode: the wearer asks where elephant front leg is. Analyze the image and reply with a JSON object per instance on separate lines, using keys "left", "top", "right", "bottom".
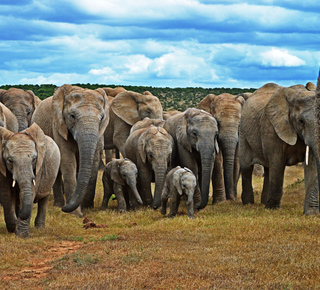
{"left": 35, "top": 195, "right": 50, "bottom": 228}
{"left": 137, "top": 166, "right": 153, "bottom": 206}
{"left": 265, "top": 165, "right": 285, "bottom": 209}
{"left": 114, "top": 183, "right": 126, "bottom": 212}
{"left": 261, "top": 167, "right": 269, "bottom": 205}
{"left": 241, "top": 165, "right": 254, "bottom": 204}
{"left": 304, "top": 151, "right": 319, "bottom": 215}
{"left": 53, "top": 170, "right": 65, "bottom": 207}
{"left": 168, "top": 194, "right": 180, "bottom": 218}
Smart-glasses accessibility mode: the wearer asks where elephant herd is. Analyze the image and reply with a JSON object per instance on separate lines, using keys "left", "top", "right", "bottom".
{"left": 0, "top": 72, "right": 320, "bottom": 237}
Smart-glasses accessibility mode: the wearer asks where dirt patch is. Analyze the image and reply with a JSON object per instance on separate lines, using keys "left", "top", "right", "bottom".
{"left": 1, "top": 241, "right": 83, "bottom": 281}
{"left": 83, "top": 216, "right": 108, "bottom": 229}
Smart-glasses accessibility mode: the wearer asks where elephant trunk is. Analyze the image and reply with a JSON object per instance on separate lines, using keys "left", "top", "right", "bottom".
{"left": 13, "top": 112, "right": 29, "bottom": 131}
{"left": 62, "top": 122, "right": 99, "bottom": 213}
{"left": 18, "top": 180, "right": 34, "bottom": 220}
{"left": 127, "top": 178, "right": 143, "bottom": 204}
{"left": 220, "top": 136, "right": 238, "bottom": 200}
{"left": 152, "top": 166, "right": 168, "bottom": 209}
{"left": 197, "top": 147, "right": 215, "bottom": 209}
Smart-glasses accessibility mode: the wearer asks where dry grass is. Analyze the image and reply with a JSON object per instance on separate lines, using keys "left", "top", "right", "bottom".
{"left": 1, "top": 164, "right": 320, "bottom": 289}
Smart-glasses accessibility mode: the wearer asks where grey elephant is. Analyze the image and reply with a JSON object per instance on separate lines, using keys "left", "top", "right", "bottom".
{"left": 164, "top": 108, "right": 219, "bottom": 209}
{"left": 104, "top": 90, "right": 163, "bottom": 158}
{"left": 130, "top": 117, "right": 165, "bottom": 134}
{"left": 199, "top": 93, "right": 245, "bottom": 203}
{"left": 0, "top": 123, "right": 60, "bottom": 237}
{"left": 125, "top": 125, "right": 174, "bottom": 208}
{"left": 160, "top": 166, "right": 200, "bottom": 219}
{"left": 31, "top": 84, "right": 110, "bottom": 216}
{"left": 0, "top": 88, "right": 42, "bottom": 131}
{"left": 240, "top": 80, "right": 320, "bottom": 214}
{"left": 102, "top": 158, "right": 143, "bottom": 212}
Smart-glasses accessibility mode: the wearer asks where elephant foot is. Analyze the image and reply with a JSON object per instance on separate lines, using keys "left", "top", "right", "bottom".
{"left": 304, "top": 207, "right": 320, "bottom": 216}
{"left": 226, "top": 194, "right": 236, "bottom": 201}
{"left": 241, "top": 192, "right": 254, "bottom": 205}
{"left": 160, "top": 207, "right": 166, "bottom": 215}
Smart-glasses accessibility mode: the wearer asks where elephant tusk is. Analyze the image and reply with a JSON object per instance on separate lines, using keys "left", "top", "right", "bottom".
{"left": 12, "top": 180, "right": 16, "bottom": 187}
{"left": 32, "top": 179, "right": 36, "bottom": 186}
{"left": 305, "top": 146, "right": 309, "bottom": 166}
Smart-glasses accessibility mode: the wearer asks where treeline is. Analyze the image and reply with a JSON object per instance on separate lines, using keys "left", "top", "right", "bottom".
{"left": 0, "top": 84, "right": 256, "bottom": 111}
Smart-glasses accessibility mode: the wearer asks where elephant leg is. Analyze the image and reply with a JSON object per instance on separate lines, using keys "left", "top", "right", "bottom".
{"left": 160, "top": 185, "right": 169, "bottom": 215}
{"left": 261, "top": 167, "right": 269, "bottom": 205}
{"left": 265, "top": 165, "right": 285, "bottom": 209}
{"left": 35, "top": 195, "right": 50, "bottom": 228}
{"left": 53, "top": 170, "right": 65, "bottom": 207}
{"left": 137, "top": 166, "right": 153, "bottom": 206}
{"left": 241, "top": 164, "right": 254, "bottom": 204}
{"left": 127, "top": 189, "right": 139, "bottom": 211}
{"left": 82, "top": 138, "right": 103, "bottom": 209}
{"left": 102, "top": 180, "right": 113, "bottom": 209}
{"left": 212, "top": 151, "right": 226, "bottom": 204}
{"left": 105, "top": 149, "right": 114, "bottom": 164}
{"left": 114, "top": 183, "right": 126, "bottom": 212}
{"left": 193, "top": 187, "right": 201, "bottom": 210}
{"left": 15, "top": 216, "right": 31, "bottom": 238}
{"left": 168, "top": 194, "right": 178, "bottom": 218}
{"left": 304, "top": 151, "right": 319, "bottom": 215}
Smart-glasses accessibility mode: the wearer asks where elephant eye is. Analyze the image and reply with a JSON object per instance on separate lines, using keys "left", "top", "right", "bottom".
{"left": 69, "top": 114, "right": 76, "bottom": 121}
{"left": 146, "top": 110, "right": 151, "bottom": 115}
{"left": 299, "top": 119, "right": 305, "bottom": 125}
{"left": 7, "top": 157, "right": 13, "bottom": 164}
{"left": 32, "top": 156, "right": 37, "bottom": 164}
{"left": 192, "top": 131, "right": 198, "bottom": 138}
{"left": 100, "top": 113, "right": 105, "bottom": 121}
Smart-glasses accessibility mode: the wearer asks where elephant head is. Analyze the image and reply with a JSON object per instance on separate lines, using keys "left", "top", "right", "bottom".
{"left": 173, "top": 167, "right": 197, "bottom": 206}
{"left": 0, "top": 123, "right": 47, "bottom": 221}
{"left": 111, "top": 91, "right": 163, "bottom": 126}
{"left": 51, "top": 85, "right": 110, "bottom": 213}
{"left": 0, "top": 88, "right": 42, "bottom": 131}
{"left": 199, "top": 93, "right": 245, "bottom": 200}
{"left": 109, "top": 158, "right": 142, "bottom": 205}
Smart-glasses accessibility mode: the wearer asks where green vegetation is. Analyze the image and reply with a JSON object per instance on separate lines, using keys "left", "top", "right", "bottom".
{"left": 0, "top": 84, "right": 256, "bottom": 110}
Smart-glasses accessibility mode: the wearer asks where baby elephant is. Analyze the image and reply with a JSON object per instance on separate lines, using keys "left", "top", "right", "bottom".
{"left": 0, "top": 123, "right": 60, "bottom": 238}
{"left": 161, "top": 166, "right": 201, "bottom": 219}
{"left": 102, "top": 158, "right": 143, "bottom": 212}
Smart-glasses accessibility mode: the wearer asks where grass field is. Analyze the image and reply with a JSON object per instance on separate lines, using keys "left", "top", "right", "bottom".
{"left": 1, "top": 164, "right": 320, "bottom": 289}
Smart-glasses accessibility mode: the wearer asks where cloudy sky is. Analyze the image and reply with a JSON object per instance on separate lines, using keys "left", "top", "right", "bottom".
{"left": 1, "top": 0, "right": 319, "bottom": 88}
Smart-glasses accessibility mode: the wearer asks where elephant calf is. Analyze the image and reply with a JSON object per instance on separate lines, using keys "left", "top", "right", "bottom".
{"left": 0, "top": 123, "right": 60, "bottom": 238}
{"left": 160, "top": 166, "right": 200, "bottom": 219}
{"left": 102, "top": 158, "right": 143, "bottom": 212}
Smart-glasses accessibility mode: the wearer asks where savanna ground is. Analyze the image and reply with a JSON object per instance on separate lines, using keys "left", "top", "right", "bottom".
{"left": 1, "top": 164, "right": 320, "bottom": 289}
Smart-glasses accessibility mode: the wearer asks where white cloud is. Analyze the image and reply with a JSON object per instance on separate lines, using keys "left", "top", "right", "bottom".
{"left": 260, "top": 48, "right": 306, "bottom": 67}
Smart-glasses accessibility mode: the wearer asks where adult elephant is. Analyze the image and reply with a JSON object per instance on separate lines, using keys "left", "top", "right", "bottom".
{"left": 199, "top": 93, "right": 245, "bottom": 203}
{"left": 31, "top": 84, "right": 109, "bottom": 215}
{"left": 125, "top": 125, "right": 174, "bottom": 208}
{"left": 104, "top": 90, "right": 163, "bottom": 158}
{"left": 164, "top": 108, "right": 219, "bottom": 209}
{"left": 240, "top": 79, "right": 320, "bottom": 214}
{"left": 0, "top": 88, "right": 42, "bottom": 131}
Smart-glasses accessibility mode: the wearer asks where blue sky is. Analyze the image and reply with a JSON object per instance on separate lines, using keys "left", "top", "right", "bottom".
{"left": 1, "top": 0, "right": 319, "bottom": 88}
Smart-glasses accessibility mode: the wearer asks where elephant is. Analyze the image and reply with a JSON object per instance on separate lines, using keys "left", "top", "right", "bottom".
{"left": 31, "top": 84, "right": 109, "bottom": 216}
{"left": 0, "top": 123, "right": 60, "bottom": 237}
{"left": 163, "top": 110, "right": 181, "bottom": 120}
{"left": 124, "top": 125, "right": 174, "bottom": 208}
{"left": 239, "top": 80, "right": 320, "bottom": 214}
{"left": 102, "top": 158, "right": 143, "bottom": 212}
{"left": 0, "top": 103, "right": 18, "bottom": 133}
{"left": 104, "top": 90, "right": 163, "bottom": 158}
{"left": 164, "top": 108, "right": 219, "bottom": 209}
{"left": 0, "top": 88, "right": 42, "bottom": 131}
{"left": 198, "top": 93, "right": 245, "bottom": 203}
{"left": 102, "top": 86, "right": 126, "bottom": 97}
{"left": 160, "top": 166, "right": 200, "bottom": 219}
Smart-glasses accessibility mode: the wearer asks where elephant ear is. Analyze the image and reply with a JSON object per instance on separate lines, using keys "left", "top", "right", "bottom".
{"left": 198, "top": 94, "right": 214, "bottom": 113}
{"left": 25, "top": 123, "right": 47, "bottom": 175}
{"left": 0, "top": 89, "right": 7, "bottom": 103}
{"left": 52, "top": 84, "right": 74, "bottom": 140}
{"left": 110, "top": 160, "right": 125, "bottom": 185}
{"left": 266, "top": 87, "right": 297, "bottom": 146}
{"left": 26, "top": 90, "right": 42, "bottom": 109}
{"left": 111, "top": 91, "right": 140, "bottom": 125}
{"left": 306, "top": 82, "right": 316, "bottom": 91}
{"left": 95, "top": 88, "right": 110, "bottom": 137}
{"left": 235, "top": 95, "right": 245, "bottom": 106}
{"left": 173, "top": 168, "right": 184, "bottom": 196}
{"left": 138, "top": 129, "right": 149, "bottom": 163}
{"left": 0, "top": 127, "right": 14, "bottom": 177}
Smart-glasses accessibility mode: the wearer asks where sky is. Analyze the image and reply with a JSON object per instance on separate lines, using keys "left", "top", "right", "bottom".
{"left": 0, "top": 0, "right": 320, "bottom": 89}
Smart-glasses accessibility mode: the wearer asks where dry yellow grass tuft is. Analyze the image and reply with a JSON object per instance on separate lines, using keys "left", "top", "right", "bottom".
{"left": 1, "top": 165, "right": 320, "bottom": 289}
